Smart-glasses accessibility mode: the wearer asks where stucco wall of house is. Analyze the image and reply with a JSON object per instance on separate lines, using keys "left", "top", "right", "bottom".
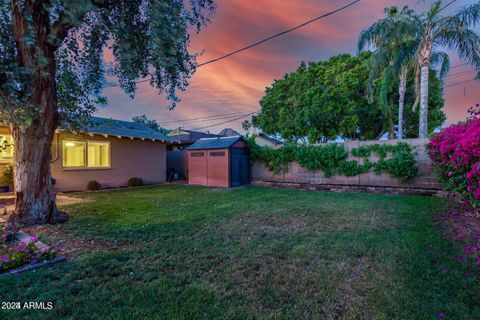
{"left": 0, "top": 127, "right": 167, "bottom": 192}
{"left": 52, "top": 132, "right": 166, "bottom": 191}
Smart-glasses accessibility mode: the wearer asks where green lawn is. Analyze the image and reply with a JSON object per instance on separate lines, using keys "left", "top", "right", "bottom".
{"left": 1, "top": 185, "right": 479, "bottom": 319}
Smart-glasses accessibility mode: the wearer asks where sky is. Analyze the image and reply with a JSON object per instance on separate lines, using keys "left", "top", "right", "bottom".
{"left": 96, "top": 0, "right": 480, "bottom": 134}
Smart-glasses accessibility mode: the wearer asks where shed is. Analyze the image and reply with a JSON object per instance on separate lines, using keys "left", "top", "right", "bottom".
{"left": 186, "top": 136, "right": 249, "bottom": 187}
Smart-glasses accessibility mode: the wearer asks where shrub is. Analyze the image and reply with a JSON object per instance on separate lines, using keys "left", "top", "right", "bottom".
{"left": 0, "top": 164, "right": 13, "bottom": 187}
{"left": 296, "top": 144, "right": 348, "bottom": 176}
{"left": 127, "top": 177, "right": 144, "bottom": 187}
{"left": 428, "top": 103, "right": 480, "bottom": 209}
{"left": 86, "top": 180, "right": 101, "bottom": 191}
{"left": 375, "top": 151, "right": 418, "bottom": 182}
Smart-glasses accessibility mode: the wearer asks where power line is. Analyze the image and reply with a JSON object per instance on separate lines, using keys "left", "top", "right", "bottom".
{"left": 438, "top": 0, "right": 458, "bottom": 14}
{"left": 444, "top": 69, "right": 477, "bottom": 79}
{"left": 450, "top": 63, "right": 468, "bottom": 69}
{"left": 158, "top": 110, "right": 256, "bottom": 125}
{"left": 445, "top": 78, "right": 478, "bottom": 88}
{"left": 103, "top": 0, "right": 362, "bottom": 88}
{"left": 197, "top": 0, "right": 361, "bottom": 67}
{"left": 191, "top": 111, "right": 258, "bottom": 130}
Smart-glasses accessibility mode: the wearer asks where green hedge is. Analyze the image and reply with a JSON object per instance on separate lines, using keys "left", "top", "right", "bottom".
{"left": 246, "top": 136, "right": 418, "bottom": 182}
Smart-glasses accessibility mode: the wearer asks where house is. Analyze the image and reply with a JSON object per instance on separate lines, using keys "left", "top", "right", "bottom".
{"left": 218, "top": 127, "right": 241, "bottom": 137}
{"left": 254, "top": 133, "right": 283, "bottom": 148}
{"left": 0, "top": 117, "right": 177, "bottom": 192}
{"left": 186, "top": 136, "right": 249, "bottom": 188}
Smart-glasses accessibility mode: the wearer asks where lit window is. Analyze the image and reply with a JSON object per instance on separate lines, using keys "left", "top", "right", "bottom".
{"left": 63, "top": 140, "right": 110, "bottom": 168}
{"left": 87, "top": 142, "right": 110, "bottom": 167}
{"left": 0, "top": 135, "right": 13, "bottom": 162}
{"left": 63, "top": 141, "right": 86, "bottom": 167}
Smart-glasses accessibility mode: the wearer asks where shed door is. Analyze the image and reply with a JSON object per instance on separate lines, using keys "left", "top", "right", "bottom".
{"left": 230, "top": 148, "right": 249, "bottom": 187}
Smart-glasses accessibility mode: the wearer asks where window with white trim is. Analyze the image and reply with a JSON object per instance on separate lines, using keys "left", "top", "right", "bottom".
{"left": 62, "top": 140, "right": 110, "bottom": 168}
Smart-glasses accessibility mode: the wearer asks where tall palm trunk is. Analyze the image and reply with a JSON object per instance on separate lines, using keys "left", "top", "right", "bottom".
{"left": 8, "top": 0, "right": 66, "bottom": 225}
{"left": 418, "top": 39, "right": 432, "bottom": 139}
{"left": 418, "top": 64, "right": 429, "bottom": 138}
{"left": 397, "top": 67, "right": 407, "bottom": 140}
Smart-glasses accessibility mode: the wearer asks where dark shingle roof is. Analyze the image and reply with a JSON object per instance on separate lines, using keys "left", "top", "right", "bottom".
{"left": 78, "top": 117, "right": 175, "bottom": 142}
{"left": 186, "top": 136, "right": 244, "bottom": 150}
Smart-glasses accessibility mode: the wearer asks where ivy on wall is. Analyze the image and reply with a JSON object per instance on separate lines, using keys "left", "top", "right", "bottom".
{"left": 245, "top": 136, "right": 418, "bottom": 182}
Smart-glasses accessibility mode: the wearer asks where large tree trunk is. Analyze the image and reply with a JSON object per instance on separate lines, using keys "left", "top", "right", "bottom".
{"left": 418, "top": 65, "right": 429, "bottom": 138}
{"left": 397, "top": 68, "right": 407, "bottom": 140}
{"left": 7, "top": 0, "right": 67, "bottom": 225}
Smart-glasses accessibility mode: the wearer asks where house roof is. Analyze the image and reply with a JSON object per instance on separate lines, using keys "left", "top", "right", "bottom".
{"left": 168, "top": 129, "right": 223, "bottom": 143}
{"left": 255, "top": 133, "right": 283, "bottom": 145}
{"left": 70, "top": 117, "right": 176, "bottom": 142}
{"left": 186, "top": 136, "right": 244, "bottom": 150}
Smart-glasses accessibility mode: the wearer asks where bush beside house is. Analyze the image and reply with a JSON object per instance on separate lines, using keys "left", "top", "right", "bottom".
{"left": 86, "top": 180, "right": 102, "bottom": 191}
{"left": 127, "top": 177, "right": 144, "bottom": 187}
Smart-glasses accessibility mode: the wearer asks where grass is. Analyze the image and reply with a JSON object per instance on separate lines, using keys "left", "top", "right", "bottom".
{"left": 1, "top": 185, "right": 479, "bottom": 319}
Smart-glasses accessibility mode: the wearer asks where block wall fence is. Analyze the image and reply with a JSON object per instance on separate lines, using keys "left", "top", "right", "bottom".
{"left": 251, "top": 138, "right": 442, "bottom": 195}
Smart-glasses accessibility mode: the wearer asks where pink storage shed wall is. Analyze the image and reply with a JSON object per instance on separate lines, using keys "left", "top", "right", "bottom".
{"left": 187, "top": 148, "right": 230, "bottom": 187}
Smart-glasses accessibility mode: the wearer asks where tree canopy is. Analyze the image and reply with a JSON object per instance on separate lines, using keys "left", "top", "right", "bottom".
{"left": 252, "top": 52, "right": 445, "bottom": 143}
{"left": 132, "top": 115, "right": 170, "bottom": 135}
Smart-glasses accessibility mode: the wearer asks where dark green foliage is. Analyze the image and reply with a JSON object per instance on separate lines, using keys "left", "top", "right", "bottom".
{"left": 375, "top": 151, "right": 418, "bottom": 182}
{"left": 338, "top": 159, "right": 373, "bottom": 176}
{"left": 257, "top": 142, "right": 296, "bottom": 174}
{"left": 132, "top": 115, "right": 170, "bottom": 135}
{"left": 252, "top": 53, "right": 445, "bottom": 142}
{"left": 86, "top": 180, "right": 101, "bottom": 191}
{"left": 127, "top": 177, "right": 144, "bottom": 187}
{"left": 296, "top": 144, "right": 348, "bottom": 176}
{"left": 351, "top": 142, "right": 413, "bottom": 158}
{"left": 246, "top": 138, "right": 418, "bottom": 181}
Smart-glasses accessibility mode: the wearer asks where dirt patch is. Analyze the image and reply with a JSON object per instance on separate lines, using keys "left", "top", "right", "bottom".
{"left": 1, "top": 194, "right": 92, "bottom": 217}
{"left": 56, "top": 194, "right": 93, "bottom": 206}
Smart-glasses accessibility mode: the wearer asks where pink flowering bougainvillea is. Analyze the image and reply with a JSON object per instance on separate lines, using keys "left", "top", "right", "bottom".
{"left": 428, "top": 104, "right": 480, "bottom": 211}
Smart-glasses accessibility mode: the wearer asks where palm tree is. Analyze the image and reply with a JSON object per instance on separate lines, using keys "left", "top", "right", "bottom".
{"left": 416, "top": 1, "right": 480, "bottom": 138}
{"left": 358, "top": 6, "right": 421, "bottom": 139}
